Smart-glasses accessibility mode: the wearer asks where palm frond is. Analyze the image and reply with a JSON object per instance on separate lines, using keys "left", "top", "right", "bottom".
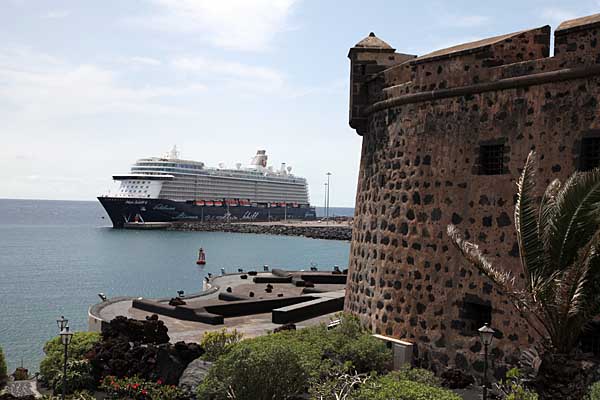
{"left": 547, "top": 168, "right": 600, "bottom": 271}
{"left": 514, "top": 151, "right": 545, "bottom": 288}
{"left": 447, "top": 224, "right": 515, "bottom": 292}
{"left": 538, "top": 178, "right": 561, "bottom": 252}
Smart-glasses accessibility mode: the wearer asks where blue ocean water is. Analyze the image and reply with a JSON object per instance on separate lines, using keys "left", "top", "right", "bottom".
{"left": 0, "top": 199, "right": 352, "bottom": 373}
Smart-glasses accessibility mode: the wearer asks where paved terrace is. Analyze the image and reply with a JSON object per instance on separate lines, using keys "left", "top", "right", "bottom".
{"left": 90, "top": 271, "right": 346, "bottom": 343}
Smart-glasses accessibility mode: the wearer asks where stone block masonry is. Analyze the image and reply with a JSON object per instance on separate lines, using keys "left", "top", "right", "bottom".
{"left": 345, "top": 13, "right": 600, "bottom": 379}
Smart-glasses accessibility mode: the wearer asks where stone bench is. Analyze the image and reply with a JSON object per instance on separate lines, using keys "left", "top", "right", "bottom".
{"left": 272, "top": 295, "right": 344, "bottom": 324}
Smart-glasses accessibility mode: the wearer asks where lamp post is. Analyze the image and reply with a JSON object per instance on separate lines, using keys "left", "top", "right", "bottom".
{"left": 56, "top": 316, "right": 68, "bottom": 331}
{"left": 59, "top": 325, "right": 73, "bottom": 400}
{"left": 323, "top": 182, "right": 328, "bottom": 220}
{"left": 478, "top": 323, "right": 495, "bottom": 400}
{"left": 326, "top": 172, "right": 332, "bottom": 219}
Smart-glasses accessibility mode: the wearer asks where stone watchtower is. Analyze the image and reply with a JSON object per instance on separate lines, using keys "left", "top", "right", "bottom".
{"left": 348, "top": 33, "right": 415, "bottom": 135}
{"left": 345, "top": 14, "right": 600, "bottom": 378}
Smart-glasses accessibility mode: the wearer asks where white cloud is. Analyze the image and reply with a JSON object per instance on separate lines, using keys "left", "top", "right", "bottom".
{"left": 42, "top": 10, "right": 70, "bottom": 19}
{"left": 127, "top": 0, "right": 298, "bottom": 51}
{"left": 125, "top": 56, "right": 162, "bottom": 66}
{"left": 541, "top": 8, "right": 577, "bottom": 23}
{"left": 0, "top": 47, "right": 205, "bottom": 119}
{"left": 442, "top": 14, "right": 490, "bottom": 28}
{"left": 172, "top": 56, "right": 285, "bottom": 92}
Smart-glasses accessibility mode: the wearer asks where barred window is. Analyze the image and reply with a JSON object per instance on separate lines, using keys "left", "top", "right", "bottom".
{"left": 479, "top": 144, "right": 505, "bottom": 175}
{"left": 580, "top": 137, "right": 600, "bottom": 171}
{"left": 460, "top": 297, "right": 492, "bottom": 336}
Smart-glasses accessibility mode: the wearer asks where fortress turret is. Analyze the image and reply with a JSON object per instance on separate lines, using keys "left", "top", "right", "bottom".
{"left": 348, "top": 33, "right": 415, "bottom": 135}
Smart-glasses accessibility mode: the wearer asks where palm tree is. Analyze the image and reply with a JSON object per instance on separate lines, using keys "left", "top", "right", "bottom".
{"left": 447, "top": 151, "right": 600, "bottom": 397}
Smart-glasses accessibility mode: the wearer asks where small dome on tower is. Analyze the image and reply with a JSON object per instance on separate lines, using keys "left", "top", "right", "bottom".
{"left": 353, "top": 32, "right": 393, "bottom": 49}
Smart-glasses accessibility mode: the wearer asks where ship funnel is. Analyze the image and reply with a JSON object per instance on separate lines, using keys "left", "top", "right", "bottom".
{"left": 169, "top": 145, "right": 179, "bottom": 159}
{"left": 251, "top": 150, "right": 268, "bottom": 168}
{"left": 236, "top": 163, "right": 242, "bottom": 169}
{"left": 280, "top": 163, "right": 286, "bottom": 173}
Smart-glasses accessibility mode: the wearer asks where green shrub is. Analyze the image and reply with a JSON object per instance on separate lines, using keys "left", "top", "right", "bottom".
{"left": 588, "top": 382, "right": 600, "bottom": 400}
{"left": 53, "top": 360, "right": 95, "bottom": 394}
{"left": 0, "top": 346, "right": 7, "bottom": 388}
{"left": 40, "top": 392, "right": 95, "bottom": 400}
{"left": 389, "top": 365, "right": 441, "bottom": 387}
{"left": 495, "top": 368, "right": 538, "bottom": 400}
{"left": 39, "top": 332, "right": 100, "bottom": 387}
{"left": 197, "top": 338, "right": 308, "bottom": 400}
{"left": 308, "top": 366, "right": 371, "bottom": 400}
{"left": 335, "top": 333, "right": 391, "bottom": 374}
{"left": 197, "top": 314, "right": 391, "bottom": 400}
{"left": 354, "top": 375, "right": 461, "bottom": 400}
{"left": 200, "top": 328, "right": 243, "bottom": 362}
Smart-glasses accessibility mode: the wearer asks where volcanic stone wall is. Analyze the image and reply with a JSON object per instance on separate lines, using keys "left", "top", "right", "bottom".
{"left": 345, "top": 14, "right": 600, "bottom": 378}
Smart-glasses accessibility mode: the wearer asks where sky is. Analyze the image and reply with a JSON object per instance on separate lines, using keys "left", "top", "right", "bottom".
{"left": 1, "top": 0, "right": 599, "bottom": 207}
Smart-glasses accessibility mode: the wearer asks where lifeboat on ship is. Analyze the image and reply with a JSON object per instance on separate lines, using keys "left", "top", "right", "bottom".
{"left": 205, "top": 200, "right": 214, "bottom": 207}
{"left": 195, "top": 200, "right": 205, "bottom": 206}
{"left": 214, "top": 200, "right": 223, "bottom": 207}
{"left": 196, "top": 248, "right": 206, "bottom": 265}
{"left": 226, "top": 199, "right": 238, "bottom": 207}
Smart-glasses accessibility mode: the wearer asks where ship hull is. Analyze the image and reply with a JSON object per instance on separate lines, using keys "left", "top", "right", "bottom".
{"left": 98, "top": 197, "right": 316, "bottom": 228}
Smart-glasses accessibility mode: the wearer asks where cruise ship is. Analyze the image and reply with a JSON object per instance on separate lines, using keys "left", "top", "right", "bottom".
{"left": 98, "top": 147, "right": 316, "bottom": 228}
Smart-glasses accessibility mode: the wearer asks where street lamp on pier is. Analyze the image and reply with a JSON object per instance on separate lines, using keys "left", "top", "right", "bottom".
{"left": 478, "top": 323, "right": 495, "bottom": 400}
{"left": 323, "top": 182, "right": 328, "bottom": 220}
{"left": 326, "top": 172, "right": 332, "bottom": 219}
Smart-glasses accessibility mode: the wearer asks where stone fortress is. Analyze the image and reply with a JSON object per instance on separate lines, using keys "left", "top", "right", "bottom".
{"left": 344, "top": 13, "right": 600, "bottom": 378}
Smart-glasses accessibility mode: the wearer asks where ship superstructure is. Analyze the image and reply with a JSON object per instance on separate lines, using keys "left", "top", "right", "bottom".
{"left": 98, "top": 148, "right": 315, "bottom": 227}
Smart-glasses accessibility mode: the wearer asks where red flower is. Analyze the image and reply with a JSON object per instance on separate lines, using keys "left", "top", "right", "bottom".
{"left": 157, "top": 378, "right": 163, "bottom": 385}
{"left": 142, "top": 389, "right": 148, "bottom": 395}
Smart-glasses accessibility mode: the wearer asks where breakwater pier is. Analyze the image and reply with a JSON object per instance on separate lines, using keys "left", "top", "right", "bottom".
{"left": 167, "top": 220, "right": 353, "bottom": 241}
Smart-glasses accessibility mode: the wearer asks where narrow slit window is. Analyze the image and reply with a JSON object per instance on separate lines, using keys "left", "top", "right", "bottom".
{"left": 460, "top": 297, "right": 492, "bottom": 336}
{"left": 479, "top": 144, "right": 505, "bottom": 175}
{"left": 580, "top": 137, "right": 600, "bottom": 171}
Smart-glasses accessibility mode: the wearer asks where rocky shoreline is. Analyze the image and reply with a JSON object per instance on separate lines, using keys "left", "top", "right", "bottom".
{"left": 168, "top": 222, "right": 352, "bottom": 241}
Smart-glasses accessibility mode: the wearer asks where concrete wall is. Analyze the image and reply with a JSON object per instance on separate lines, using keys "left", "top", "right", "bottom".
{"left": 345, "top": 13, "right": 600, "bottom": 379}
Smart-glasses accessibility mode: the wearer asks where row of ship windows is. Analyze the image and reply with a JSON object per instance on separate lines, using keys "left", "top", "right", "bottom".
{"left": 135, "top": 162, "right": 203, "bottom": 170}
{"left": 122, "top": 185, "right": 151, "bottom": 189}
{"left": 159, "top": 187, "right": 307, "bottom": 195}
{"left": 160, "top": 187, "right": 307, "bottom": 195}
{"left": 123, "top": 181, "right": 153, "bottom": 185}
{"left": 160, "top": 192, "right": 307, "bottom": 200}
{"left": 132, "top": 169, "right": 304, "bottom": 183}
{"left": 121, "top": 189, "right": 148, "bottom": 193}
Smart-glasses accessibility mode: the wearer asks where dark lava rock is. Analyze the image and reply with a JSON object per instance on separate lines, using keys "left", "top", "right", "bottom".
{"left": 240, "top": 274, "right": 248, "bottom": 279}
{"left": 273, "top": 323, "right": 296, "bottom": 333}
{"left": 89, "top": 315, "right": 203, "bottom": 385}
{"left": 441, "top": 368, "right": 475, "bottom": 389}
{"left": 178, "top": 359, "right": 213, "bottom": 398}
{"left": 169, "top": 297, "right": 186, "bottom": 306}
